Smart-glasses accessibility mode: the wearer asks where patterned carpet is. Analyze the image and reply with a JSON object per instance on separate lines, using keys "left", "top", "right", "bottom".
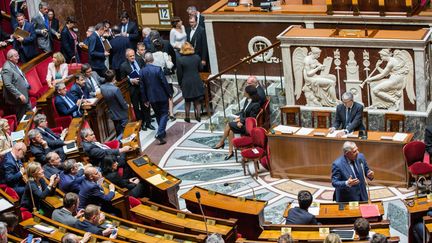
{"left": 138, "top": 118, "right": 415, "bottom": 240}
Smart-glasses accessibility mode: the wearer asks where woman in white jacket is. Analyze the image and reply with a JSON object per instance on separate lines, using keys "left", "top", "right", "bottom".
{"left": 46, "top": 52, "right": 68, "bottom": 88}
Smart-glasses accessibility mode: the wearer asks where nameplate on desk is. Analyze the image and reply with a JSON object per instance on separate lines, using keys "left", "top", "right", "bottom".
{"left": 164, "top": 234, "right": 174, "bottom": 240}
{"left": 121, "top": 133, "right": 136, "bottom": 144}
{"left": 380, "top": 136, "right": 393, "bottom": 141}
{"left": 89, "top": 237, "right": 97, "bottom": 243}
{"left": 237, "top": 196, "right": 246, "bottom": 202}
{"left": 313, "top": 132, "right": 326, "bottom": 137}
{"left": 111, "top": 220, "right": 120, "bottom": 227}
{"left": 281, "top": 227, "right": 291, "bottom": 234}
{"left": 207, "top": 219, "right": 216, "bottom": 226}
{"left": 208, "top": 190, "right": 216, "bottom": 195}
{"left": 427, "top": 194, "right": 432, "bottom": 201}
{"left": 347, "top": 134, "right": 358, "bottom": 138}
{"left": 33, "top": 216, "right": 41, "bottom": 223}
{"left": 319, "top": 227, "right": 330, "bottom": 236}
{"left": 58, "top": 227, "right": 66, "bottom": 233}
{"left": 133, "top": 157, "right": 147, "bottom": 167}
{"left": 176, "top": 213, "right": 186, "bottom": 219}
{"left": 150, "top": 205, "right": 159, "bottom": 211}
{"left": 136, "top": 227, "right": 145, "bottom": 233}
{"left": 348, "top": 201, "right": 359, "bottom": 209}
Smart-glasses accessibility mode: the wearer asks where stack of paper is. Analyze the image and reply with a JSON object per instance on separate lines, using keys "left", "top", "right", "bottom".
{"left": 34, "top": 224, "right": 55, "bottom": 233}
{"left": 146, "top": 174, "right": 168, "bottom": 186}
{"left": 273, "top": 125, "right": 300, "bottom": 134}
{"left": 393, "top": 133, "right": 408, "bottom": 142}
{"left": 295, "top": 127, "right": 314, "bottom": 136}
{"left": 11, "top": 130, "right": 25, "bottom": 141}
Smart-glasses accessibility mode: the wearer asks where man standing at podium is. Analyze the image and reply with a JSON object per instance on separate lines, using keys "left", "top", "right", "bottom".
{"left": 331, "top": 141, "right": 374, "bottom": 202}
{"left": 330, "top": 91, "right": 364, "bottom": 138}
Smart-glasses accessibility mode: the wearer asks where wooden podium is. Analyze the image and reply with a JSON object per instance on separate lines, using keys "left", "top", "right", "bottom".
{"left": 327, "top": 0, "right": 422, "bottom": 16}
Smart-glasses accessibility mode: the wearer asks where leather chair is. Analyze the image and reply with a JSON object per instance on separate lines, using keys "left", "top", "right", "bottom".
{"left": 384, "top": 113, "right": 405, "bottom": 132}
{"left": 403, "top": 141, "right": 432, "bottom": 196}
{"left": 232, "top": 117, "right": 257, "bottom": 163}
{"left": 312, "top": 111, "right": 331, "bottom": 128}
{"left": 280, "top": 106, "right": 301, "bottom": 127}
{"left": 240, "top": 127, "right": 268, "bottom": 179}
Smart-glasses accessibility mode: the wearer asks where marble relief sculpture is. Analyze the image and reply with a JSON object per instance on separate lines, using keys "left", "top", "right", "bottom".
{"left": 293, "top": 47, "right": 338, "bottom": 107}
{"left": 360, "top": 49, "right": 415, "bottom": 111}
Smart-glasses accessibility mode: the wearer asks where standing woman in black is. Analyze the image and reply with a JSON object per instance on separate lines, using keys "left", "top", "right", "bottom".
{"left": 177, "top": 42, "right": 205, "bottom": 122}
{"left": 213, "top": 85, "right": 261, "bottom": 160}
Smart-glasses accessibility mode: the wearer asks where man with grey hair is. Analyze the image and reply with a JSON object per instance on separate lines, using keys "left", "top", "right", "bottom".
{"left": 246, "top": 76, "right": 266, "bottom": 106}
{"left": 54, "top": 82, "right": 83, "bottom": 118}
{"left": 2, "top": 142, "right": 27, "bottom": 196}
{"left": 187, "top": 6, "right": 205, "bottom": 29}
{"left": 31, "top": 2, "right": 59, "bottom": 52}
{"left": 0, "top": 221, "right": 7, "bottom": 243}
{"left": 139, "top": 52, "right": 173, "bottom": 145}
{"left": 1, "top": 49, "right": 31, "bottom": 121}
{"left": 330, "top": 91, "right": 365, "bottom": 138}
{"left": 142, "top": 27, "right": 152, "bottom": 49}
{"left": 28, "top": 129, "right": 66, "bottom": 164}
{"left": 331, "top": 141, "right": 374, "bottom": 202}
{"left": 33, "top": 113, "right": 72, "bottom": 148}
{"left": 61, "top": 232, "right": 91, "bottom": 243}
{"left": 82, "top": 26, "right": 95, "bottom": 46}
{"left": 43, "top": 151, "right": 63, "bottom": 178}
{"left": 206, "top": 233, "right": 224, "bottom": 243}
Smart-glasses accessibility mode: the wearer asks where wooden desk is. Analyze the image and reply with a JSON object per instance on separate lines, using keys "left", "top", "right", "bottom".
{"left": 64, "top": 117, "right": 84, "bottom": 160}
{"left": 259, "top": 220, "right": 393, "bottom": 241}
{"left": 0, "top": 187, "right": 20, "bottom": 219}
{"left": 127, "top": 155, "right": 181, "bottom": 209}
{"left": 268, "top": 128, "right": 413, "bottom": 186}
{"left": 15, "top": 111, "right": 35, "bottom": 145}
{"left": 131, "top": 198, "right": 238, "bottom": 242}
{"left": 122, "top": 121, "right": 142, "bottom": 160}
{"left": 181, "top": 186, "right": 266, "bottom": 240}
{"left": 283, "top": 201, "right": 384, "bottom": 224}
{"left": 82, "top": 97, "right": 115, "bottom": 142}
{"left": 424, "top": 216, "right": 432, "bottom": 243}
{"left": 104, "top": 210, "right": 207, "bottom": 243}
{"left": 8, "top": 234, "right": 24, "bottom": 243}
{"left": 20, "top": 213, "right": 127, "bottom": 243}
{"left": 405, "top": 196, "right": 432, "bottom": 243}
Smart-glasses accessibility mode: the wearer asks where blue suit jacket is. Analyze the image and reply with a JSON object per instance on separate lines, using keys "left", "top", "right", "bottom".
{"left": 54, "top": 94, "right": 80, "bottom": 117}
{"left": 332, "top": 102, "right": 365, "bottom": 133}
{"left": 285, "top": 207, "right": 318, "bottom": 225}
{"left": 13, "top": 21, "right": 38, "bottom": 60}
{"left": 331, "top": 153, "right": 371, "bottom": 202}
{"left": 109, "top": 36, "right": 130, "bottom": 69}
{"left": 36, "top": 127, "right": 64, "bottom": 148}
{"left": 87, "top": 32, "right": 106, "bottom": 70}
{"left": 60, "top": 26, "right": 81, "bottom": 63}
{"left": 68, "top": 83, "right": 90, "bottom": 102}
{"left": 100, "top": 83, "right": 128, "bottom": 121}
{"left": 74, "top": 220, "right": 103, "bottom": 235}
{"left": 59, "top": 172, "right": 84, "bottom": 194}
{"left": 139, "top": 64, "right": 172, "bottom": 103}
{"left": 2, "top": 152, "right": 25, "bottom": 189}
{"left": 21, "top": 178, "right": 55, "bottom": 210}
{"left": 78, "top": 178, "right": 115, "bottom": 209}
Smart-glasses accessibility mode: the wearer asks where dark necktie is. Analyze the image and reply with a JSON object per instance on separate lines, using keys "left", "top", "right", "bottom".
{"left": 345, "top": 108, "right": 351, "bottom": 128}
{"left": 351, "top": 161, "right": 360, "bottom": 179}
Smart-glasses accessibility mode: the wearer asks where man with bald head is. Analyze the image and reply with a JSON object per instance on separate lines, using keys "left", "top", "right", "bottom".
{"left": 78, "top": 166, "right": 120, "bottom": 215}
{"left": 1, "top": 49, "right": 31, "bottom": 121}
{"left": 1, "top": 142, "right": 27, "bottom": 196}
{"left": 246, "top": 76, "right": 266, "bottom": 106}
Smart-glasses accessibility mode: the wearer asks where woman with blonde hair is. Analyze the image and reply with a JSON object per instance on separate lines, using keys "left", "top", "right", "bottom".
{"left": 177, "top": 42, "right": 204, "bottom": 122}
{"left": 46, "top": 52, "right": 69, "bottom": 88}
{"left": 0, "top": 118, "right": 13, "bottom": 157}
{"left": 20, "top": 162, "right": 59, "bottom": 212}
{"left": 323, "top": 233, "right": 342, "bottom": 243}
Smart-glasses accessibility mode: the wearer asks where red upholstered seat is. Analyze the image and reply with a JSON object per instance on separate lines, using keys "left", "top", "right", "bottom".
{"left": 0, "top": 50, "right": 6, "bottom": 67}
{"left": 20, "top": 208, "right": 33, "bottom": 220}
{"left": 26, "top": 68, "right": 43, "bottom": 98}
{"left": 2, "top": 114, "right": 17, "bottom": 131}
{"left": 129, "top": 196, "right": 141, "bottom": 208}
{"left": 403, "top": 141, "right": 432, "bottom": 196}
{"left": 233, "top": 136, "right": 253, "bottom": 148}
{"left": 50, "top": 127, "right": 63, "bottom": 135}
{"left": 105, "top": 140, "right": 120, "bottom": 149}
{"left": 240, "top": 127, "right": 268, "bottom": 178}
{"left": 35, "top": 57, "right": 53, "bottom": 86}
{"left": 0, "top": 184, "right": 19, "bottom": 200}
{"left": 232, "top": 117, "right": 257, "bottom": 163}
{"left": 51, "top": 98, "right": 72, "bottom": 128}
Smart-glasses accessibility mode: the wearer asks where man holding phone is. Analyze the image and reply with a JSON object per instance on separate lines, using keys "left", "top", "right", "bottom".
{"left": 74, "top": 204, "right": 117, "bottom": 238}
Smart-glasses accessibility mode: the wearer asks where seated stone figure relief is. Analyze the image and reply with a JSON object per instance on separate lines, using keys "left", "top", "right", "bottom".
{"left": 293, "top": 47, "right": 338, "bottom": 107}
{"left": 360, "top": 49, "right": 415, "bottom": 111}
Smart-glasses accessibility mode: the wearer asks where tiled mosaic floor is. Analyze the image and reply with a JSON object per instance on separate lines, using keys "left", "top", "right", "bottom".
{"left": 140, "top": 118, "right": 415, "bottom": 240}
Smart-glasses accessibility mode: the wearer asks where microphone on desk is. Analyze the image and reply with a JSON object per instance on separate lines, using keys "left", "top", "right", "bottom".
{"left": 195, "top": 191, "right": 209, "bottom": 237}
{"left": 360, "top": 161, "right": 371, "bottom": 204}
{"left": 223, "top": 182, "right": 257, "bottom": 200}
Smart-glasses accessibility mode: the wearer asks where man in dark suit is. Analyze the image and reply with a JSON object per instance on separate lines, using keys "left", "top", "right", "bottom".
{"left": 52, "top": 192, "right": 84, "bottom": 227}
{"left": 187, "top": 6, "right": 205, "bottom": 29}
{"left": 74, "top": 204, "right": 116, "bottom": 237}
{"left": 285, "top": 190, "right": 318, "bottom": 225}
{"left": 31, "top": 2, "right": 59, "bottom": 52}
{"left": 330, "top": 91, "right": 365, "bottom": 138}
{"left": 332, "top": 141, "right": 374, "bottom": 202}
{"left": 186, "top": 15, "right": 208, "bottom": 71}
{"left": 13, "top": 13, "right": 38, "bottom": 62}
{"left": 54, "top": 82, "right": 83, "bottom": 118}
{"left": 140, "top": 52, "right": 173, "bottom": 145}
{"left": 28, "top": 129, "right": 66, "bottom": 164}
{"left": 59, "top": 160, "right": 85, "bottom": 194}
{"left": 119, "top": 48, "right": 154, "bottom": 131}
{"left": 1, "top": 49, "right": 31, "bottom": 121}
{"left": 109, "top": 25, "right": 130, "bottom": 80}
{"left": 80, "top": 128, "right": 131, "bottom": 168}
{"left": 354, "top": 218, "right": 370, "bottom": 241}
{"left": 68, "top": 73, "right": 91, "bottom": 102}
{"left": 119, "top": 12, "right": 139, "bottom": 49}
{"left": 100, "top": 70, "right": 129, "bottom": 138}
{"left": 81, "top": 63, "right": 104, "bottom": 97}
{"left": 78, "top": 166, "right": 120, "bottom": 216}
{"left": 87, "top": 23, "right": 109, "bottom": 77}
{"left": 246, "top": 76, "right": 266, "bottom": 106}
{"left": 61, "top": 16, "right": 81, "bottom": 63}
{"left": 42, "top": 152, "right": 63, "bottom": 178}
{"left": 2, "top": 142, "right": 27, "bottom": 196}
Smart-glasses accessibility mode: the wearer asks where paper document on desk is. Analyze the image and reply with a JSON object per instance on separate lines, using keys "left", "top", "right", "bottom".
{"left": 121, "top": 133, "right": 136, "bottom": 144}
{"left": 85, "top": 98, "right": 98, "bottom": 105}
{"left": 393, "top": 133, "right": 408, "bottom": 142}
{"left": 63, "top": 142, "right": 78, "bottom": 154}
{"left": 0, "top": 198, "right": 13, "bottom": 211}
{"left": 326, "top": 130, "right": 349, "bottom": 138}
{"left": 11, "top": 130, "right": 25, "bottom": 141}
{"left": 295, "top": 127, "right": 314, "bottom": 136}
{"left": 273, "top": 125, "right": 299, "bottom": 134}
{"left": 146, "top": 174, "right": 168, "bottom": 186}
{"left": 291, "top": 202, "right": 320, "bottom": 215}
{"left": 34, "top": 224, "right": 55, "bottom": 233}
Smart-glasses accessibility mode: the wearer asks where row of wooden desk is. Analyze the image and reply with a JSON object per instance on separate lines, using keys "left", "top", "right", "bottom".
{"left": 268, "top": 128, "right": 413, "bottom": 186}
